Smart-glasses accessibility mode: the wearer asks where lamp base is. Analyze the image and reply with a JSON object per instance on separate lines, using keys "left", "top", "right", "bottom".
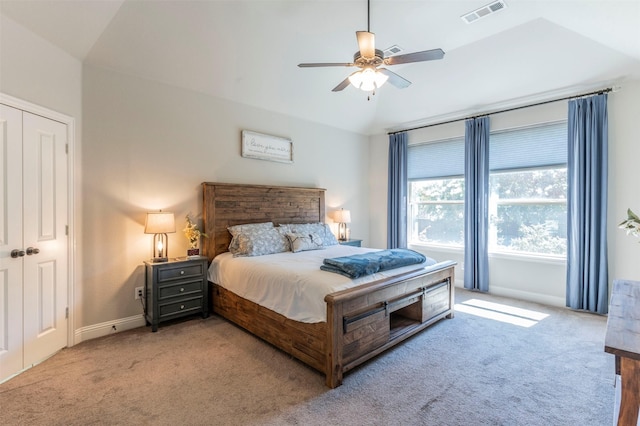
{"left": 338, "top": 223, "right": 348, "bottom": 241}
{"left": 150, "top": 257, "right": 168, "bottom": 263}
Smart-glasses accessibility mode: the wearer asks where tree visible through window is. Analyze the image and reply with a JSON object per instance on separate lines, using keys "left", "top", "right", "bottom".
{"left": 410, "top": 178, "right": 465, "bottom": 245}
{"left": 489, "top": 168, "right": 567, "bottom": 255}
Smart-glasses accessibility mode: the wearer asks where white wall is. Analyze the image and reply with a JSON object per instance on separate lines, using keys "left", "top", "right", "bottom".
{"left": 608, "top": 79, "right": 640, "bottom": 283}
{"left": 81, "top": 64, "right": 370, "bottom": 328}
{"left": 369, "top": 82, "right": 640, "bottom": 307}
{"left": 0, "top": 16, "right": 82, "bottom": 119}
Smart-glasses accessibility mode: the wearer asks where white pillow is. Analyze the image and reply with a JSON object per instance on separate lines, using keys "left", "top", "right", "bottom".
{"left": 286, "top": 232, "right": 324, "bottom": 253}
{"left": 279, "top": 223, "right": 338, "bottom": 246}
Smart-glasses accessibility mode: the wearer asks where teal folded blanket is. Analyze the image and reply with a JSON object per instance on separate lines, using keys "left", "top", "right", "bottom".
{"left": 321, "top": 248, "right": 434, "bottom": 279}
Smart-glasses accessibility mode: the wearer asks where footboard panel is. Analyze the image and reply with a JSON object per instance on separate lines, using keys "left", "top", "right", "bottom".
{"left": 342, "top": 309, "right": 390, "bottom": 365}
{"left": 324, "top": 261, "right": 456, "bottom": 388}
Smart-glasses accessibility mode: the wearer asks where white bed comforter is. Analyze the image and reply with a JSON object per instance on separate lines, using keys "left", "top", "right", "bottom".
{"left": 208, "top": 245, "right": 432, "bottom": 323}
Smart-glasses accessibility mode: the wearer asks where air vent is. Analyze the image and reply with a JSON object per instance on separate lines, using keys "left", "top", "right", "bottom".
{"left": 461, "top": 0, "right": 507, "bottom": 24}
{"left": 383, "top": 45, "right": 403, "bottom": 57}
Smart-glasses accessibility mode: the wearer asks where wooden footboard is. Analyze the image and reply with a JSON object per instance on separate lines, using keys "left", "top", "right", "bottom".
{"left": 324, "top": 261, "right": 455, "bottom": 388}
{"left": 210, "top": 261, "right": 455, "bottom": 388}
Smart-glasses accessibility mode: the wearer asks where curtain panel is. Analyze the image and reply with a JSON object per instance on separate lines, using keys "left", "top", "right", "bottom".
{"left": 388, "top": 132, "right": 408, "bottom": 249}
{"left": 566, "top": 94, "right": 609, "bottom": 314}
{"left": 464, "top": 117, "right": 490, "bottom": 292}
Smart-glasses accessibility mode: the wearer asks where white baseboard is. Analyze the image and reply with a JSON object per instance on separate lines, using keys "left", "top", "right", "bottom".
{"left": 73, "top": 315, "right": 147, "bottom": 345}
{"left": 483, "top": 285, "right": 565, "bottom": 308}
{"left": 453, "top": 281, "right": 564, "bottom": 308}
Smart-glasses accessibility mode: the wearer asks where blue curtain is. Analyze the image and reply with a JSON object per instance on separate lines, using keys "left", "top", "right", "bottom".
{"left": 464, "top": 117, "right": 490, "bottom": 292}
{"left": 388, "top": 132, "right": 408, "bottom": 249}
{"left": 566, "top": 94, "right": 609, "bottom": 314}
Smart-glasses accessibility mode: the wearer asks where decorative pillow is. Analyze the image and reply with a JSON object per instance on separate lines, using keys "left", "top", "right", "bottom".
{"left": 280, "top": 223, "right": 339, "bottom": 246}
{"left": 232, "top": 227, "right": 290, "bottom": 257}
{"left": 228, "top": 222, "right": 274, "bottom": 253}
{"left": 286, "top": 232, "right": 324, "bottom": 253}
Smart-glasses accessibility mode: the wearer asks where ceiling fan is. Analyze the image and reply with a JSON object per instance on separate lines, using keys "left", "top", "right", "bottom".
{"left": 298, "top": 0, "right": 445, "bottom": 98}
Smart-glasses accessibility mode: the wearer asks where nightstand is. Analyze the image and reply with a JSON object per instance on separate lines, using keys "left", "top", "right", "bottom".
{"left": 144, "top": 256, "right": 209, "bottom": 332}
{"left": 339, "top": 239, "right": 362, "bottom": 247}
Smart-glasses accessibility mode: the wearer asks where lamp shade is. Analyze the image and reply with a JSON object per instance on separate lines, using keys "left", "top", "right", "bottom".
{"left": 334, "top": 209, "right": 351, "bottom": 224}
{"left": 144, "top": 212, "right": 176, "bottom": 234}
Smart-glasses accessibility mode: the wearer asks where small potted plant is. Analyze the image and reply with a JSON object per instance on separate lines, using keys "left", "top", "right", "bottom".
{"left": 184, "top": 214, "right": 207, "bottom": 257}
{"left": 619, "top": 209, "right": 640, "bottom": 240}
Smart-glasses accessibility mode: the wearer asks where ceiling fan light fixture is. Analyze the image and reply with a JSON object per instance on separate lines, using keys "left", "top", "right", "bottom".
{"left": 348, "top": 68, "right": 389, "bottom": 91}
{"left": 298, "top": 0, "right": 443, "bottom": 94}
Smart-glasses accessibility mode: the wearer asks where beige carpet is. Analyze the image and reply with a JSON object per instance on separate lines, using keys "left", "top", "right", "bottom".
{"left": 1, "top": 289, "right": 614, "bottom": 425}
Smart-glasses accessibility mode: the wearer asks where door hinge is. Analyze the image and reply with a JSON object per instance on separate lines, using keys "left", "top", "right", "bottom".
{"left": 65, "top": 144, "right": 68, "bottom": 154}
{"left": 65, "top": 307, "right": 69, "bottom": 319}
{"left": 65, "top": 225, "right": 69, "bottom": 236}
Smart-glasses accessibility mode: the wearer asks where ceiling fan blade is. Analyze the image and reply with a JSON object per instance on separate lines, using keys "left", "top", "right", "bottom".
{"left": 378, "top": 68, "right": 411, "bottom": 89}
{"left": 356, "top": 31, "right": 375, "bottom": 58}
{"left": 384, "top": 48, "right": 445, "bottom": 65}
{"left": 332, "top": 76, "right": 352, "bottom": 92}
{"left": 298, "top": 62, "right": 354, "bottom": 68}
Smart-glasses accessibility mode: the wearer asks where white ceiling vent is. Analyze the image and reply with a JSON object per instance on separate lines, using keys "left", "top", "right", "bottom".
{"left": 461, "top": 1, "right": 507, "bottom": 24}
{"left": 383, "top": 45, "right": 403, "bottom": 57}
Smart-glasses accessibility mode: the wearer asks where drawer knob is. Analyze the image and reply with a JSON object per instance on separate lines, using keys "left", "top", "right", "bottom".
{"left": 180, "top": 287, "right": 185, "bottom": 292}
{"left": 180, "top": 304, "right": 185, "bottom": 310}
{"left": 180, "top": 270, "right": 185, "bottom": 275}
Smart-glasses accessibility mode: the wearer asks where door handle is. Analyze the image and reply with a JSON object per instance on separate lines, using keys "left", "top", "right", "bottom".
{"left": 11, "top": 249, "right": 26, "bottom": 258}
{"left": 26, "top": 247, "right": 40, "bottom": 255}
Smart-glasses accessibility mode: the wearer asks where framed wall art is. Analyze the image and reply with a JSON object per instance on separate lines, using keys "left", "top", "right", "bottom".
{"left": 241, "top": 130, "right": 293, "bottom": 164}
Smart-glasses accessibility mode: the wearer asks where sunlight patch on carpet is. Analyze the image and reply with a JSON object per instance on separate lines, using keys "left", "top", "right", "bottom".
{"left": 455, "top": 299, "right": 549, "bottom": 327}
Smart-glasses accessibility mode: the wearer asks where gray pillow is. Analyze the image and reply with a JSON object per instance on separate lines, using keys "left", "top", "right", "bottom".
{"left": 232, "top": 227, "right": 290, "bottom": 257}
{"left": 228, "top": 222, "right": 274, "bottom": 253}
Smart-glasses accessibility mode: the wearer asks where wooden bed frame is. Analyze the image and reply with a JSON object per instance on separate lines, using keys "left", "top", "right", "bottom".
{"left": 202, "top": 182, "right": 455, "bottom": 388}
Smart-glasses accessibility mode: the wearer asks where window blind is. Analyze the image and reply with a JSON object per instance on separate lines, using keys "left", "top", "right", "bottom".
{"left": 408, "top": 121, "right": 567, "bottom": 180}
{"left": 490, "top": 121, "right": 567, "bottom": 171}
{"left": 407, "top": 137, "right": 465, "bottom": 180}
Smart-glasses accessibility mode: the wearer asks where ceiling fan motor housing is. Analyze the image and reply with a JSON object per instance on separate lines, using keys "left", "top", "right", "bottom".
{"left": 353, "top": 49, "right": 385, "bottom": 68}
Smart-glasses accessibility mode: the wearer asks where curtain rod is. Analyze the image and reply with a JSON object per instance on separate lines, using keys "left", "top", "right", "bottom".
{"left": 387, "top": 87, "right": 613, "bottom": 136}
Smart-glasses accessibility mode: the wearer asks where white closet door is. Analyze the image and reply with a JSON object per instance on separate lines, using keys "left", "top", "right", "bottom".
{"left": 22, "top": 112, "right": 68, "bottom": 367}
{"left": 0, "top": 104, "right": 24, "bottom": 381}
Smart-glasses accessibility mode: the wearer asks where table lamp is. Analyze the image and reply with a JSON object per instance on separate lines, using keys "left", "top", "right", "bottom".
{"left": 145, "top": 211, "right": 175, "bottom": 262}
{"left": 334, "top": 208, "right": 351, "bottom": 241}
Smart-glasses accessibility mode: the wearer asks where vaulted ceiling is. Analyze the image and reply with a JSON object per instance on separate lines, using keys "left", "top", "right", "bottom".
{"left": 2, "top": 0, "right": 639, "bottom": 135}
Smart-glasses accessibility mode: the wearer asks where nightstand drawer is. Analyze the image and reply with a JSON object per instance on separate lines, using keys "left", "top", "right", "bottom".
{"left": 158, "top": 280, "right": 203, "bottom": 300}
{"left": 157, "top": 263, "right": 204, "bottom": 282}
{"left": 159, "top": 297, "right": 203, "bottom": 318}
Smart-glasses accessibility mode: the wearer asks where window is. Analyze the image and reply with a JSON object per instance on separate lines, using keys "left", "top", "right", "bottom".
{"left": 408, "top": 137, "right": 465, "bottom": 246}
{"left": 407, "top": 121, "right": 568, "bottom": 257}
{"left": 489, "top": 122, "right": 567, "bottom": 256}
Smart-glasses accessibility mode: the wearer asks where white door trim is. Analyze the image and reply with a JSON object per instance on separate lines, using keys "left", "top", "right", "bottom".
{"left": 0, "top": 92, "right": 76, "bottom": 348}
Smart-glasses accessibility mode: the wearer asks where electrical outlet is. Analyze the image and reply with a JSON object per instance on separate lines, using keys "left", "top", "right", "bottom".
{"left": 135, "top": 286, "right": 144, "bottom": 300}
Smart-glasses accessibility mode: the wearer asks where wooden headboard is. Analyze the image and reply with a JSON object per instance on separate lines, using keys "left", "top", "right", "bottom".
{"left": 201, "top": 182, "right": 326, "bottom": 261}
